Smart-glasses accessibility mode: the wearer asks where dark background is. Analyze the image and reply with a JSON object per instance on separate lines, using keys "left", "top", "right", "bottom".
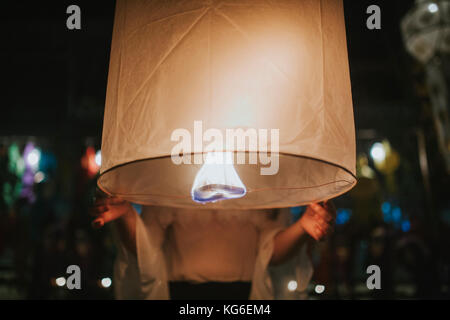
{"left": 0, "top": 0, "right": 449, "bottom": 299}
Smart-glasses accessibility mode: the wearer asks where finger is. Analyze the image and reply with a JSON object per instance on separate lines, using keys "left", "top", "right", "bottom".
{"left": 321, "top": 222, "right": 332, "bottom": 235}
{"left": 314, "top": 212, "right": 328, "bottom": 225}
{"left": 91, "top": 209, "right": 119, "bottom": 228}
{"left": 98, "top": 209, "right": 127, "bottom": 224}
{"left": 313, "top": 225, "right": 324, "bottom": 241}
{"left": 92, "top": 217, "right": 104, "bottom": 229}
{"left": 316, "top": 219, "right": 329, "bottom": 234}
{"left": 310, "top": 203, "right": 333, "bottom": 222}
{"left": 96, "top": 211, "right": 114, "bottom": 224}
{"left": 315, "top": 217, "right": 332, "bottom": 236}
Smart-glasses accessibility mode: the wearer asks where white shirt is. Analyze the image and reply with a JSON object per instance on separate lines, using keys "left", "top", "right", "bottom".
{"left": 113, "top": 206, "right": 313, "bottom": 299}
{"left": 166, "top": 209, "right": 261, "bottom": 282}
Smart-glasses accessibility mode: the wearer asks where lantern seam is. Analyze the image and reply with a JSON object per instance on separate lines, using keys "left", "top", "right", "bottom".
{"left": 214, "top": 7, "right": 292, "bottom": 85}
{"left": 125, "top": 6, "right": 207, "bottom": 42}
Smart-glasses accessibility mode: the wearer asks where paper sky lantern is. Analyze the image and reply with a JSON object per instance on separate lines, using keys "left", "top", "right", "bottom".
{"left": 98, "top": 0, "right": 356, "bottom": 209}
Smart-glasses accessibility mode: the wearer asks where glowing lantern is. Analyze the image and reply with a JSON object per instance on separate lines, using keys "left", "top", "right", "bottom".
{"left": 98, "top": 0, "right": 356, "bottom": 209}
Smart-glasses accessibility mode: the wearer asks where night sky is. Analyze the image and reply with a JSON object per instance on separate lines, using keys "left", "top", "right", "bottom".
{"left": 0, "top": 1, "right": 416, "bottom": 137}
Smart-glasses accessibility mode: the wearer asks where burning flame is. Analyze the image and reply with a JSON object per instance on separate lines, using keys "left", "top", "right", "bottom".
{"left": 191, "top": 152, "right": 247, "bottom": 203}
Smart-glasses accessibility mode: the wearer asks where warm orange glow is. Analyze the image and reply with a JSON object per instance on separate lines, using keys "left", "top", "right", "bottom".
{"left": 81, "top": 146, "right": 100, "bottom": 177}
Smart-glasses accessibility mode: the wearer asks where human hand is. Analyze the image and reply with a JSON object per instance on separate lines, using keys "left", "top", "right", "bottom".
{"left": 299, "top": 201, "right": 336, "bottom": 241}
{"left": 90, "top": 196, "right": 133, "bottom": 229}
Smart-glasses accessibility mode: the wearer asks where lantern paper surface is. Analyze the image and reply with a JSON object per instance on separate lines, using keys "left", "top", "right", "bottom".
{"left": 98, "top": 0, "right": 357, "bottom": 209}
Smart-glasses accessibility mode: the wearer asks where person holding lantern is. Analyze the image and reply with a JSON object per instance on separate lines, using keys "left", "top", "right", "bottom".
{"left": 93, "top": 0, "right": 351, "bottom": 301}
{"left": 91, "top": 197, "right": 336, "bottom": 299}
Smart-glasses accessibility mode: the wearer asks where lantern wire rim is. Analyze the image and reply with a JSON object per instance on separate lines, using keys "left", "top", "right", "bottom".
{"left": 98, "top": 151, "right": 356, "bottom": 179}
{"left": 97, "top": 151, "right": 357, "bottom": 208}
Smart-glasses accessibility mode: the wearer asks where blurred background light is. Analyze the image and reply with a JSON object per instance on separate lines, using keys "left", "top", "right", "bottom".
{"left": 101, "top": 277, "right": 112, "bottom": 288}
{"left": 428, "top": 3, "right": 438, "bottom": 13}
{"left": 34, "top": 171, "right": 45, "bottom": 183}
{"left": 382, "top": 202, "right": 391, "bottom": 214}
{"left": 370, "top": 142, "right": 386, "bottom": 162}
{"left": 26, "top": 148, "right": 41, "bottom": 170}
{"left": 315, "top": 285, "right": 325, "bottom": 294}
{"left": 95, "top": 150, "right": 102, "bottom": 167}
{"left": 336, "top": 208, "right": 352, "bottom": 225}
{"left": 55, "top": 277, "right": 66, "bottom": 287}
{"left": 383, "top": 209, "right": 392, "bottom": 223}
{"left": 401, "top": 220, "right": 411, "bottom": 232}
{"left": 81, "top": 146, "right": 100, "bottom": 177}
{"left": 392, "top": 206, "right": 402, "bottom": 222}
{"left": 287, "top": 280, "right": 297, "bottom": 292}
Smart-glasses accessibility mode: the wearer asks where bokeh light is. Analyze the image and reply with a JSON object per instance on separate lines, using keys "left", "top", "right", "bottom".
{"left": 55, "top": 277, "right": 66, "bottom": 287}
{"left": 287, "top": 280, "right": 297, "bottom": 292}
{"left": 101, "top": 277, "right": 112, "bottom": 288}
{"left": 34, "top": 171, "right": 45, "bottom": 183}
{"left": 95, "top": 150, "right": 102, "bottom": 167}
{"left": 428, "top": 3, "right": 438, "bottom": 13}
{"left": 26, "top": 148, "right": 41, "bottom": 170}
{"left": 315, "top": 285, "right": 325, "bottom": 294}
{"left": 370, "top": 142, "right": 386, "bottom": 162}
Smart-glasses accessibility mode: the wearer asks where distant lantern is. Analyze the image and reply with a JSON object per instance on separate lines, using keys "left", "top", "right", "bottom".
{"left": 98, "top": 0, "right": 356, "bottom": 209}
{"left": 401, "top": 0, "right": 450, "bottom": 172}
{"left": 401, "top": 0, "right": 450, "bottom": 63}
